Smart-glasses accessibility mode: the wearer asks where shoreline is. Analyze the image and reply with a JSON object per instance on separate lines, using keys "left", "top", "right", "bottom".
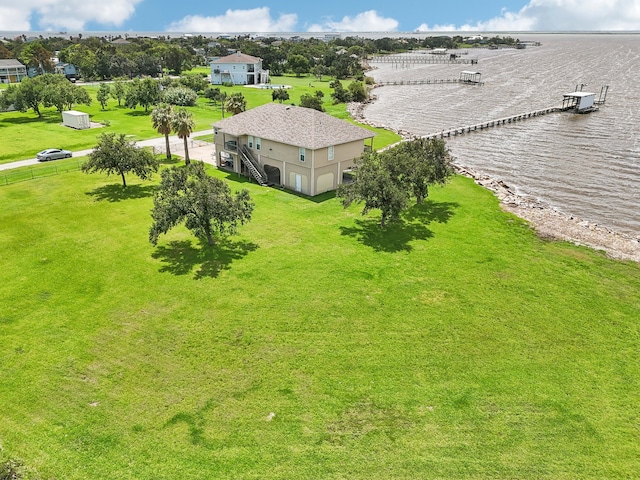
{"left": 349, "top": 100, "right": 640, "bottom": 264}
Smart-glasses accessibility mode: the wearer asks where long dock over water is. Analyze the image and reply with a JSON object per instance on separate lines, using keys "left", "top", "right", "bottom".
{"left": 377, "top": 78, "right": 484, "bottom": 87}
{"left": 369, "top": 55, "right": 479, "bottom": 65}
{"left": 419, "top": 106, "right": 564, "bottom": 140}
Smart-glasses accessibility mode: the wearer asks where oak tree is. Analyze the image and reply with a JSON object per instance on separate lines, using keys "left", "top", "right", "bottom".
{"left": 337, "top": 151, "right": 410, "bottom": 227}
{"left": 149, "top": 162, "right": 254, "bottom": 246}
{"left": 81, "top": 133, "right": 159, "bottom": 187}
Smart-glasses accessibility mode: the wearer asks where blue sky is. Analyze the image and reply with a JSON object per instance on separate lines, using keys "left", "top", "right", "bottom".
{"left": 1, "top": 0, "right": 639, "bottom": 33}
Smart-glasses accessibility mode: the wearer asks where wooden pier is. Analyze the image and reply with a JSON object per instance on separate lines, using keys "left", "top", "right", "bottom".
{"left": 420, "top": 106, "right": 563, "bottom": 140}
{"left": 377, "top": 78, "right": 484, "bottom": 87}
{"left": 369, "top": 55, "right": 479, "bottom": 65}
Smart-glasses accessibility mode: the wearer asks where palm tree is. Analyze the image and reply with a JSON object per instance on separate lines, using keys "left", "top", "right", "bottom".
{"left": 225, "top": 92, "right": 247, "bottom": 115}
{"left": 151, "top": 103, "right": 174, "bottom": 160}
{"left": 172, "top": 107, "right": 195, "bottom": 165}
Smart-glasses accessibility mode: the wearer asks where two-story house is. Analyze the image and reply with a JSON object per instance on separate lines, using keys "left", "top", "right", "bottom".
{"left": 0, "top": 59, "right": 27, "bottom": 84}
{"left": 213, "top": 103, "right": 375, "bottom": 196}
{"left": 210, "top": 51, "right": 269, "bottom": 85}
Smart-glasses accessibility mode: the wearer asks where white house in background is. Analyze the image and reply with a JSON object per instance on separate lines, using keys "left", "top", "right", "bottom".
{"left": 0, "top": 59, "right": 27, "bottom": 83}
{"left": 210, "top": 51, "right": 269, "bottom": 85}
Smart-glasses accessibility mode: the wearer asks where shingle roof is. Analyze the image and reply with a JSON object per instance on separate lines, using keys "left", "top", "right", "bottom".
{"left": 211, "top": 51, "right": 261, "bottom": 64}
{"left": 213, "top": 103, "right": 375, "bottom": 150}
{"left": 0, "top": 59, "right": 25, "bottom": 68}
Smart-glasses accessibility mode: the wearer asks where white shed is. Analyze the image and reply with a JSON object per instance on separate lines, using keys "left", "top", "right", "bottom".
{"left": 62, "top": 110, "right": 90, "bottom": 129}
{"left": 562, "top": 92, "right": 596, "bottom": 113}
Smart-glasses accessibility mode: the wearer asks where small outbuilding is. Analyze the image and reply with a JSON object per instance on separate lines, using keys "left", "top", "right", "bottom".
{"left": 562, "top": 91, "right": 596, "bottom": 113}
{"left": 62, "top": 110, "right": 90, "bottom": 130}
{"left": 460, "top": 71, "right": 482, "bottom": 84}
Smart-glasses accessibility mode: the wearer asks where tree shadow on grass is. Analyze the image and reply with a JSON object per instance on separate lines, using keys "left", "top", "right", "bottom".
{"left": 86, "top": 183, "right": 156, "bottom": 202}
{"left": 340, "top": 218, "right": 434, "bottom": 253}
{"left": 125, "top": 110, "right": 151, "bottom": 117}
{"left": 159, "top": 158, "right": 183, "bottom": 166}
{"left": 0, "top": 113, "right": 62, "bottom": 125}
{"left": 151, "top": 238, "right": 259, "bottom": 279}
{"left": 218, "top": 170, "right": 253, "bottom": 184}
{"left": 403, "top": 199, "right": 459, "bottom": 224}
{"left": 339, "top": 200, "right": 459, "bottom": 253}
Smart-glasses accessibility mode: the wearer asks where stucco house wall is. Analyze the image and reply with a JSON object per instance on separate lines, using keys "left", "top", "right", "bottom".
{"left": 213, "top": 103, "right": 375, "bottom": 196}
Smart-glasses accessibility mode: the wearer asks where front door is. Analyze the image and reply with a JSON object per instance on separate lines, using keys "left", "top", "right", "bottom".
{"left": 295, "top": 174, "right": 302, "bottom": 192}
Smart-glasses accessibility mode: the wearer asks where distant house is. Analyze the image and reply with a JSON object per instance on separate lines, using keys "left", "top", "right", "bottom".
{"left": 55, "top": 62, "right": 78, "bottom": 80}
{"left": 213, "top": 103, "right": 375, "bottom": 196}
{"left": 210, "top": 51, "right": 269, "bottom": 85}
{"left": 0, "top": 59, "right": 27, "bottom": 83}
{"left": 110, "top": 37, "right": 131, "bottom": 46}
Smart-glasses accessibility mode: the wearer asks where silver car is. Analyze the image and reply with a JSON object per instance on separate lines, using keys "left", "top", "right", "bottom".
{"left": 36, "top": 148, "right": 73, "bottom": 162}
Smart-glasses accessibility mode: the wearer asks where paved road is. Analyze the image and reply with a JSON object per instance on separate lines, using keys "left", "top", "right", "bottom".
{"left": 0, "top": 130, "right": 214, "bottom": 172}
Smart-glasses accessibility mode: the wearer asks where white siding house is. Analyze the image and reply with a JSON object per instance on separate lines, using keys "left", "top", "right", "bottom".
{"left": 0, "top": 59, "right": 27, "bottom": 83}
{"left": 210, "top": 51, "right": 269, "bottom": 85}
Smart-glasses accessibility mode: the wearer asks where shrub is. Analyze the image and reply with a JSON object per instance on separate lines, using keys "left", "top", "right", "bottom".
{"left": 179, "top": 74, "right": 209, "bottom": 93}
{"left": 161, "top": 86, "right": 197, "bottom": 106}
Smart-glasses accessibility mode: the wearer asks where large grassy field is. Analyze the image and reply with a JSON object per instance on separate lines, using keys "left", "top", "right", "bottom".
{"left": 0, "top": 75, "right": 398, "bottom": 165}
{"left": 1, "top": 163, "right": 639, "bottom": 479}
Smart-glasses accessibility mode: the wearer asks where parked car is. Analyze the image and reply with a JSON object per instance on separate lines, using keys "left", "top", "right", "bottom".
{"left": 36, "top": 148, "right": 73, "bottom": 161}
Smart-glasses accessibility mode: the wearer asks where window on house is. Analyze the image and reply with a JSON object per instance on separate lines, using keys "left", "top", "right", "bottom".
{"left": 256, "top": 138, "right": 261, "bottom": 150}
{"left": 248, "top": 136, "right": 253, "bottom": 148}
{"left": 299, "top": 147, "right": 306, "bottom": 162}
{"left": 328, "top": 145, "right": 334, "bottom": 161}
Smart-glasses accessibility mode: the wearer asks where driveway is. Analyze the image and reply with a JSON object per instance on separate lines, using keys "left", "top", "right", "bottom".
{"left": 0, "top": 130, "right": 215, "bottom": 172}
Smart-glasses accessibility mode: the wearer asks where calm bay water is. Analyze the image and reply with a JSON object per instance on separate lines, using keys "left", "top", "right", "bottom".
{"left": 364, "top": 34, "right": 640, "bottom": 236}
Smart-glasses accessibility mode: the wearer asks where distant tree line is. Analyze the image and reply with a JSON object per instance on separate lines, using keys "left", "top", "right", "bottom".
{"left": 0, "top": 73, "right": 91, "bottom": 116}
{"left": 0, "top": 33, "right": 523, "bottom": 82}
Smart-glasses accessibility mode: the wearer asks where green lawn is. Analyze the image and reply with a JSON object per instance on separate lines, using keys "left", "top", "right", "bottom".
{"left": 0, "top": 75, "right": 399, "bottom": 165}
{"left": 1, "top": 164, "right": 639, "bottom": 479}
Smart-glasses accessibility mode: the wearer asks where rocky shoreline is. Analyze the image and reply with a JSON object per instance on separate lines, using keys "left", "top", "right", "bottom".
{"left": 348, "top": 101, "right": 640, "bottom": 264}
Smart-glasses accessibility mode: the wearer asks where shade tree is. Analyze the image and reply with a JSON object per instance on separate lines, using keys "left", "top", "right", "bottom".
{"left": 337, "top": 151, "right": 410, "bottom": 227}
{"left": 392, "top": 138, "right": 454, "bottom": 204}
{"left": 271, "top": 88, "right": 290, "bottom": 103}
{"left": 125, "top": 77, "right": 161, "bottom": 111}
{"left": 81, "top": 132, "right": 159, "bottom": 187}
{"left": 149, "top": 162, "right": 254, "bottom": 247}
{"left": 96, "top": 82, "right": 111, "bottom": 109}
{"left": 337, "top": 138, "right": 454, "bottom": 226}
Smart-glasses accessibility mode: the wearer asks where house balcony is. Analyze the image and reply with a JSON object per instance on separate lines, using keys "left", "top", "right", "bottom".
{"left": 224, "top": 140, "right": 238, "bottom": 151}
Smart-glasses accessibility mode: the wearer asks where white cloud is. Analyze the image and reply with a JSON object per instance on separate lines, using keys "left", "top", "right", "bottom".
{"left": 166, "top": 7, "right": 298, "bottom": 32}
{"left": 307, "top": 10, "right": 399, "bottom": 32}
{"left": 0, "top": 0, "right": 142, "bottom": 31}
{"left": 415, "top": 0, "right": 640, "bottom": 31}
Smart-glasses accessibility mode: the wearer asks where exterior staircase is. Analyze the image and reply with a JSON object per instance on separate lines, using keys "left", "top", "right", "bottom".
{"left": 239, "top": 146, "right": 269, "bottom": 186}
